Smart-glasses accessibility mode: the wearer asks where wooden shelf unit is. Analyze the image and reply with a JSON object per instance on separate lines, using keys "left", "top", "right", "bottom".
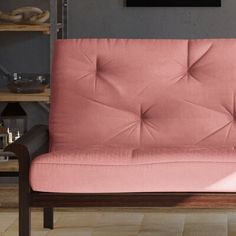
{"left": 0, "top": 1, "right": 66, "bottom": 189}
{"left": 0, "top": 89, "right": 50, "bottom": 103}
{"left": 0, "top": 183, "right": 18, "bottom": 207}
{"left": 0, "top": 0, "right": 67, "bottom": 76}
{"left": 0, "top": 160, "right": 18, "bottom": 173}
{"left": 0, "top": 152, "right": 19, "bottom": 177}
{"left": 0, "top": 23, "right": 62, "bottom": 34}
{"left": 0, "top": 23, "right": 50, "bottom": 34}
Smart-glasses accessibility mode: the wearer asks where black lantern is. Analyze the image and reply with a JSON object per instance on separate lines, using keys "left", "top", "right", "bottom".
{"left": 1, "top": 103, "right": 27, "bottom": 144}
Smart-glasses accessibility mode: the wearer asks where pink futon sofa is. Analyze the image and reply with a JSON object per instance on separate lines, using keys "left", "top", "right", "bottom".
{"left": 7, "top": 39, "right": 236, "bottom": 235}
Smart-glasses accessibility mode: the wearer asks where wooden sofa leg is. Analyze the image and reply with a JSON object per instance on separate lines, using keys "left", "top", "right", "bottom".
{"left": 19, "top": 197, "right": 31, "bottom": 236}
{"left": 43, "top": 208, "right": 54, "bottom": 229}
{"left": 19, "top": 162, "right": 31, "bottom": 236}
{"left": 18, "top": 155, "right": 31, "bottom": 236}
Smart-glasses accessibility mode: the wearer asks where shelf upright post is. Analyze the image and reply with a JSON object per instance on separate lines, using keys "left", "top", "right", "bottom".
{"left": 62, "top": 0, "right": 68, "bottom": 39}
{"left": 50, "top": 0, "right": 58, "bottom": 76}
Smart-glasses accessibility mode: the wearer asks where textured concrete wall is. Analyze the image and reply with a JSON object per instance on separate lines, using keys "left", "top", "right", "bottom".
{"left": 68, "top": 0, "right": 235, "bottom": 39}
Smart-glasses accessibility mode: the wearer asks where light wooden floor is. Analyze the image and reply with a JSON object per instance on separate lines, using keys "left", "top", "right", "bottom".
{"left": 2, "top": 208, "right": 236, "bottom": 236}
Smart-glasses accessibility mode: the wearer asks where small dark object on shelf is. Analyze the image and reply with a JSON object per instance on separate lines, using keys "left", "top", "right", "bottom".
{"left": 0, "top": 63, "right": 49, "bottom": 94}
{"left": 7, "top": 73, "right": 49, "bottom": 94}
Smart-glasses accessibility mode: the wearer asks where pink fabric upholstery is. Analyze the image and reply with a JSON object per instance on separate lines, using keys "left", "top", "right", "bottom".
{"left": 30, "top": 146, "right": 236, "bottom": 193}
{"left": 50, "top": 39, "right": 236, "bottom": 149}
{"left": 30, "top": 39, "right": 236, "bottom": 193}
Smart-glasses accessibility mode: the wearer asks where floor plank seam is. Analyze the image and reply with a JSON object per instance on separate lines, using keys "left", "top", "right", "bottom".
{"left": 181, "top": 214, "right": 187, "bottom": 236}
{"left": 226, "top": 214, "right": 229, "bottom": 236}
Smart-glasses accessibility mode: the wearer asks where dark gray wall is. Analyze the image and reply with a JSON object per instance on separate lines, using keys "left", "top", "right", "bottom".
{"left": 68, "top": 0, "right": 236, "bottom": 39}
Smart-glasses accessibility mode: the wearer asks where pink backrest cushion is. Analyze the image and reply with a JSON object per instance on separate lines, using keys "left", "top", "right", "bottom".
{"left": 50, "top": 39, "right": 236, "bottom": 150}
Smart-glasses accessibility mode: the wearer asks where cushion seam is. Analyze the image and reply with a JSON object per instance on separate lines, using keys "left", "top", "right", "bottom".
{"left": 31, "top": 161, "right": 236, "bottom": 167}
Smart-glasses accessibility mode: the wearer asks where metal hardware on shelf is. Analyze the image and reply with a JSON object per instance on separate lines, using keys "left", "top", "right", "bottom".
{"left": 62, "top": 0, "right": 68, "bottom": 39}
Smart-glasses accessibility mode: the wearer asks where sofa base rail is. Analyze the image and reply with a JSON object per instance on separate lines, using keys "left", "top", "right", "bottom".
{"left": 5, "top": 125, "right": 236, "bottom": 235}
{"left": 30, "top": 192, "right": 236, "bottom": 208}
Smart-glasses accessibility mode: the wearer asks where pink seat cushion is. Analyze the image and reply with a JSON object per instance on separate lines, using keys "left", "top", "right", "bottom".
{"left": 30, "top": 146, "right": 236, "bottom": 193}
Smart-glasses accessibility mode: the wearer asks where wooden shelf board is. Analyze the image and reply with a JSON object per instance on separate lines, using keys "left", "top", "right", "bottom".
{"left": 0, "top": 23, "right": 62, "bottom": 34}
{"left": 0, "top": 89, "right": 50, "bottom": 102}
{"left": 0, "top": 160, "right": 18, "bottom": 172}
{"left": 0, "top": 184, "right": 18, "bottom": 207}
{"left": 0, "top": 23, "right": 50, "bottom": 33}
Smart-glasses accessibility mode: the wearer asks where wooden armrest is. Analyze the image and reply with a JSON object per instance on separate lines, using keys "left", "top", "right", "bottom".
{"left": 4, "top": 125, "right": 49, "bottom": 162}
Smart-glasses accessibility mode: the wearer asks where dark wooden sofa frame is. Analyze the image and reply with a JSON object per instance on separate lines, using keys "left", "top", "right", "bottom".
{"left": 6, "top": 125, "right": 236, "bottom": 236}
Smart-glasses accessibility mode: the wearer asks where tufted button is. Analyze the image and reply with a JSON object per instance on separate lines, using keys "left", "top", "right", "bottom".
{"left": 140, "top": 112, "right": 147, "bottom": 120}
{"left": 95, "top": 58, "right": 104, "bottom": 76}
{"left": 186, "top": 66, "right": 194, "bottom": 76}
{"left": 94, "top": 57, "right": 98, "bottom": 72}
{"left": 233, "top": 116, "right": 236, "bottom": 122}
{"left": 139, "top": 105, "right": 148, "bottom": 122}
{"left": 139, "top": 105, "right": 143, "bottom": 119}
